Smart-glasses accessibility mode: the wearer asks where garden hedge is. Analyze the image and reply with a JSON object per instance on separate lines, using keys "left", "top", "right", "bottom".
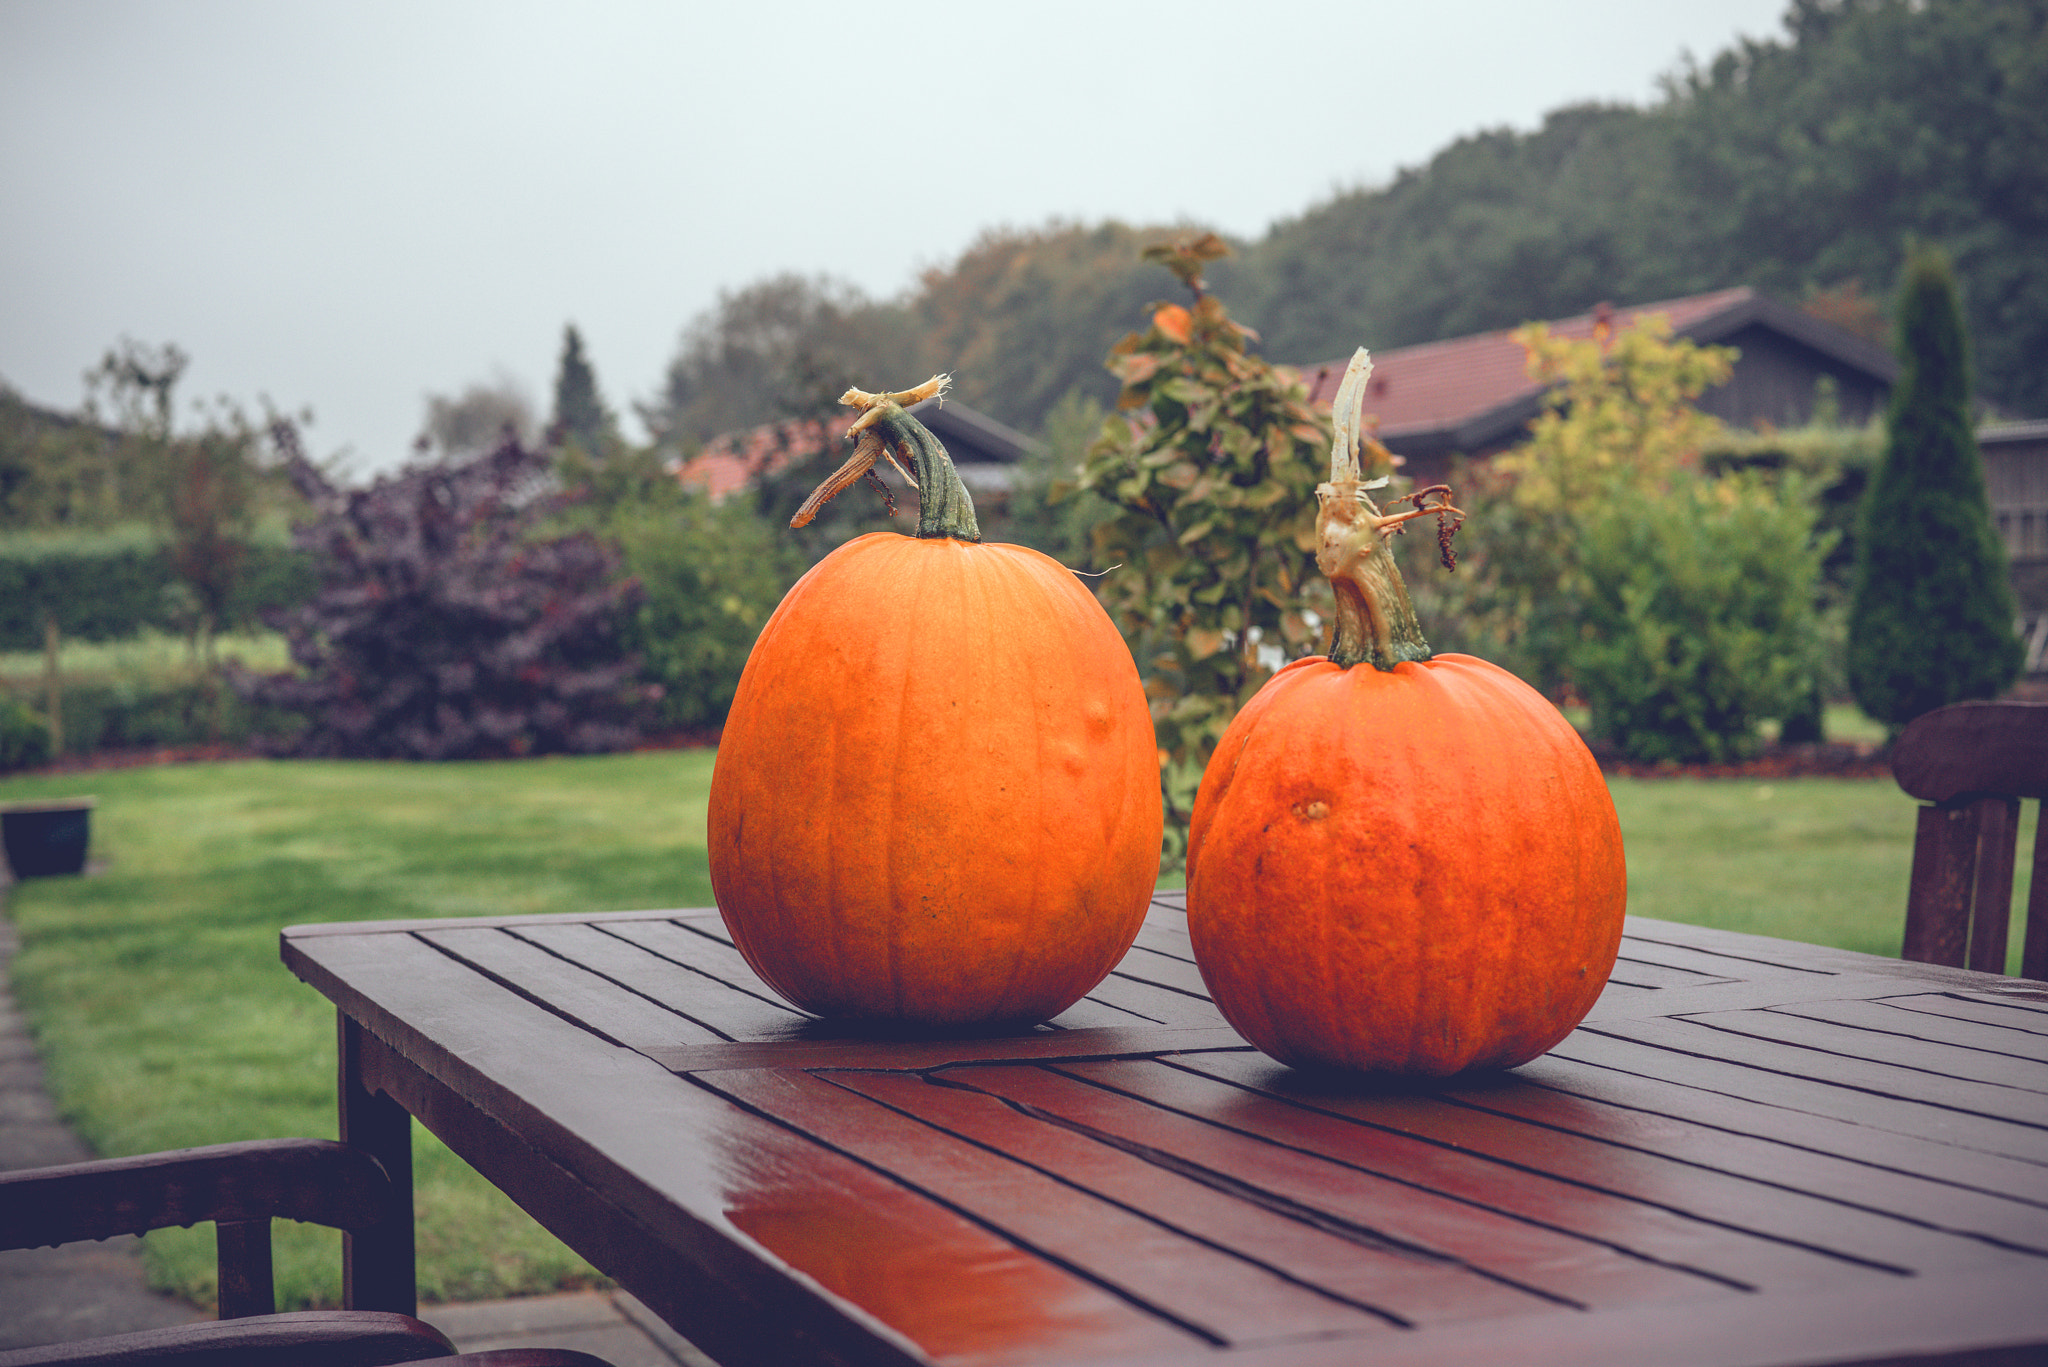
{"left": 0, "top": 534, "right": 314, "bottom": 649}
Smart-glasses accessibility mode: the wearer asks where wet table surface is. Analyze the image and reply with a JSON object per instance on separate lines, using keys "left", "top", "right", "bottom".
{"left": 282, "top": 891, "right": 2048, "bottom": 1367}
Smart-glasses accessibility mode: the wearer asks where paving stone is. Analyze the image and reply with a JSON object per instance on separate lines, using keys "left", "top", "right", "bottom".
{"left": 424, "top": 1290, "right": 711, "bottom": 1365}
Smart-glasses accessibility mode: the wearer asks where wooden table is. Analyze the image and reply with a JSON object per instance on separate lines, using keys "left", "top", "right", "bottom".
{"left": 281, "top": 892, "right": 2048, "bottom": 1367}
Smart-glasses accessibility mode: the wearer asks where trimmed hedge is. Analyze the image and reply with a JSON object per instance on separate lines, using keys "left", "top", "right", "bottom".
{"left": 0, "top": 532, "right": 314, "bottom": 649}
{"left": 0, "top": 675, "right": 300, "bottom": 759}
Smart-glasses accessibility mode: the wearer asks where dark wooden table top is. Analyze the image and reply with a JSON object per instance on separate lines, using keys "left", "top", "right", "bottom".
{"left": 282, "top": 892, "right": 2048, "bottom": 1367}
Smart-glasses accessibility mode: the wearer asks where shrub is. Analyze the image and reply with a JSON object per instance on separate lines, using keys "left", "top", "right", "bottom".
{"left": 1571, "top": 472, "right": 1833, "bottom": 762}
{"left": 609, "top": 493, "right": 796, "bottom": 731}
{"left": 234, "top": 435, "right": 649, "bottom": 760}
{"left": 0, "top": 695, "right": 51, "bottom": 771}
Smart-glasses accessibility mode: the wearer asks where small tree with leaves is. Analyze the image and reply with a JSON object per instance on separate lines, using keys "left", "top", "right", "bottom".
{"left": 1079, "top": 235, "right": 1345, "bottom": 866}
{"left": 234, "top": 429, "right": 648, "bottom": 759}
{"left": 1450, "top": 314, "right": 1835, "bottom": 761}
{"left": 1454, "top": 314, "right": 1736, "bottom": 690}
{"left": 1847, "top": 245, "right": 2021, "bottom": 728}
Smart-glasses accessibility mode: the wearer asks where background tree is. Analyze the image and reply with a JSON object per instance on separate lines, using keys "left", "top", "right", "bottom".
{"left": 416, "top": 374, "right": 537, "bottom": 462}
{"left": 631, "top": 3, "right": 2044, "bottom": 456}
{"left": 914, "top": 222, "right": 1191, "bottom": 430}
{"left": 76, "top": 341, "right": 286, "bottom": 736}
{"left": 1222, "top": 0, "right": 2047, "bottom": 417}
{"left": 550, "top": 323, "right": 612, "bottom": 449}
{"left": 1846, "top": 244, "right": 2021, "bottom": 728}
{"left": 0, "top": 382, "right": 127, "bottom": 528}
{"left": 1079, "top": 235, "right": 1335, "bottom": 868}
{"left": 999, "top": 389, "right": 1114, "bottom": 567}
{"left": 639, "top": 274, "right": 921, "bottom": 452}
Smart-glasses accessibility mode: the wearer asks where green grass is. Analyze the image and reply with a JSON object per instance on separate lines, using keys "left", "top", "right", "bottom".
{"left": 1614, "top": 776, "right": 1963, "bottom": 960}
{"left": 1558, "top": 701, "right": 1891, "bottom": 749}
{"left": 0, "top": 754, "right": 2032, "bottom": 1313}
{"left": 0, "top": 751, "right": 716, "bottom": 1311}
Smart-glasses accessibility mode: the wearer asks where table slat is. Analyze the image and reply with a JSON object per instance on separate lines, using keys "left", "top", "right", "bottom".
{"left": 1603, "top": 957, "right": 1737, "bottom": 991}
{"left": 1083, "top": 969, "right": 1231, "bottom": 1027}
{"left": 511, "top": 921, "right": 808, "bottom": 1041}
{"left": 416, "top": 926, "right": 721, "bottom": 1050}
{"left": 1565, "top": 1021, "right": 2048, "bottom": 1165}
{"left": 1547, "top": 1032, "right": 2048, "bottom": 1203}
{"left": 1606, "top": 1015, "right": 2048, "bottom": 1131}
{"left": 1882, "top": 992, "right": 2048, "bottom": 1037}
{"left": 1773, "top": 996, "right": 2048, "bottom": 1058}
{"left": 1726, "top": 1003, "right": 2048, "bottom": 1084}
{"left": 1088, "top": 1056, "right": 1867, "bottom": 1292}
{"left": 1144, "top": 1053, "right": 2015, "bottom": 1283}
{"left": 940, "top": 1062, "right": 1734, "bottom": 1311}
{"left": 1453, "top": 1057, "right": 2048, "bottom": 1252}
{"left": 289, "top": 929, "right": 1200, "bottom": 1367}
{"left": 841, "top": 1066, "right": 1578, "bottom": 1325}
{"left": 703, "top": 1066, "right": 1401, "bottom": 1349}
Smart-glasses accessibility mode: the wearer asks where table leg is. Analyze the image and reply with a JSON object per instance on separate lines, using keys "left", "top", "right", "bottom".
{"left": 338, "top": 1011, "right": 417, "bottom": 1315}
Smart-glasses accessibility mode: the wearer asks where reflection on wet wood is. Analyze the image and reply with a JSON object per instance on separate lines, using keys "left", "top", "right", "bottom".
{"left": 281, "top": 900, "right": 2048, "bottom": 1366}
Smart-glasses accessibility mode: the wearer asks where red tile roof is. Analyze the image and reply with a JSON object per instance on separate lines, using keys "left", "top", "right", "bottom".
{"left": 673, "top": 416, "right": 836, "bottom": 500}
{"left": 673, "top": 400, "right": 1040, "bottom": 501}
{"left": 1292, "top": 288, "right": 1757, "bottom": 441}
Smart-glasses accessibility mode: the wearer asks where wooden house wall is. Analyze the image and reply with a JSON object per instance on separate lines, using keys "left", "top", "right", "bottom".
{"left": 1696, "top": 325, "right": 1890, "bottom": 431}
{"left": 1983, "top": 430, "right": 2048, "bottom": 640}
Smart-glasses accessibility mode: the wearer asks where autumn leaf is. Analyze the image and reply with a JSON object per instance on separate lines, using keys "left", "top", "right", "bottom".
{"left": 1153, "top": 305, "right": 1192, "bottom": 345}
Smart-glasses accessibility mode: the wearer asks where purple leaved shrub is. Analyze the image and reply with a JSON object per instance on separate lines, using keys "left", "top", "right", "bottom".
{"left": 233, "top": 427, "right": 651, "bottom": 759}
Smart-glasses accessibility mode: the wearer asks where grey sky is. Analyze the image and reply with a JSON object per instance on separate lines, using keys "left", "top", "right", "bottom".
{"left": 2, "top": 0, "right": 1790, "bottom": 475}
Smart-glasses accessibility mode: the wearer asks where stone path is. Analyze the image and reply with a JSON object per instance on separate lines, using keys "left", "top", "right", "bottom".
{"left": 0, "top": 886, "right": 710, "bottom": 1364}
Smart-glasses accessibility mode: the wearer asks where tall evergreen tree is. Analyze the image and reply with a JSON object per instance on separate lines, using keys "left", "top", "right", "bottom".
{"left": 1846, "top": 245, "right": 2021, "bottom": 728}
{"left": 550, "top": 323, "right": 611, "bottom": 449}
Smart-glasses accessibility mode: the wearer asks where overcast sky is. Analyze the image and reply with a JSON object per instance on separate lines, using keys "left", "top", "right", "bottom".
{"left": 2, "top": 0, "right": 1791, "bottom": 475}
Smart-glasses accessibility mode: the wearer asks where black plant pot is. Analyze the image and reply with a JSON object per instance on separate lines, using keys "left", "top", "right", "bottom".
{"left": 1, "top": 799, "right": 95, "bottom": 878}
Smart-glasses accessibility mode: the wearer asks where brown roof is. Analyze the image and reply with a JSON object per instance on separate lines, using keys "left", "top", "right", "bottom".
{"left": 1292, "top": 286, "right": 1894, "bottom": 455}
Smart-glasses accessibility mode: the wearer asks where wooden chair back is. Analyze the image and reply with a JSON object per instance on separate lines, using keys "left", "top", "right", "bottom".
{"left": 1892, "top": 699, "right": 2048, "bottom": 979}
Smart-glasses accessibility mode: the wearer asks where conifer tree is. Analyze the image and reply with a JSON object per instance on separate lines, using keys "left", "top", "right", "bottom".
{"left": 550, "top": 324, "right": 611, "bottom": 449}
{"left": 1846, "top": 245, "right": 2021, "bottom": 728}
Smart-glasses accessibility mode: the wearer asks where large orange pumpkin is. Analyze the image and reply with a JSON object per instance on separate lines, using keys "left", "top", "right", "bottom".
{"left": 1185, "top": 351, "right": 1626, "bottom": 1074}
{"left": 708, "top": 379, "right": 1162, "bottom": 1026}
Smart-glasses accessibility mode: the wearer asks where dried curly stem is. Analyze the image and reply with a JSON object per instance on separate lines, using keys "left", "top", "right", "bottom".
{"left": 1315, "top": 348, "right": 1464, "bottom": 669}
{"left": 789, "top": 375, "right": 980, "bottom": 542}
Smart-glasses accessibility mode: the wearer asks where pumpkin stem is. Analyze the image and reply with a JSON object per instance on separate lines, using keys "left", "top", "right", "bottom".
{"left": 789, "top": 375, "right": 981, "bottom": 542}
{"left": 1317, "top": 349, "right": 1465, "bottom": 670}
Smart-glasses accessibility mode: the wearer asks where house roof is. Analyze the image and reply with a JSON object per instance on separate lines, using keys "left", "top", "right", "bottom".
{"left": 1293, "top": 287, "right": 1898, "bottom": 455}
{"left": 674, "top": 397, "right": 1039, "bottom": 502}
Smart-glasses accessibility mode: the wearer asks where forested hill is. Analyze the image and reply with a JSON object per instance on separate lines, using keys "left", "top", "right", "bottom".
{"left": 1219, "top": 0, "right": 2047, "bottom": 416}
{"left": 643, "top": 0, "right": 2046, "bottom": 448}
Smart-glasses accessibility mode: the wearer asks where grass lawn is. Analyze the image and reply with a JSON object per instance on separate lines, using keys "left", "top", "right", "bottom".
{"left": 0, "top": 751, "right": 716, "bottom": 1311}
{"left": 0, "top": 752, "right": 2030, "bottom": 1312}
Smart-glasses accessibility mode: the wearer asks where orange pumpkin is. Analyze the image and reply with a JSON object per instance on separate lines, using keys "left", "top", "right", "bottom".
{"left": 1185, "top": 351, "right": 1626, "bottom": 1074}
{"left": 708, "top": 379, "right": 1162, "bottom": 1026}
